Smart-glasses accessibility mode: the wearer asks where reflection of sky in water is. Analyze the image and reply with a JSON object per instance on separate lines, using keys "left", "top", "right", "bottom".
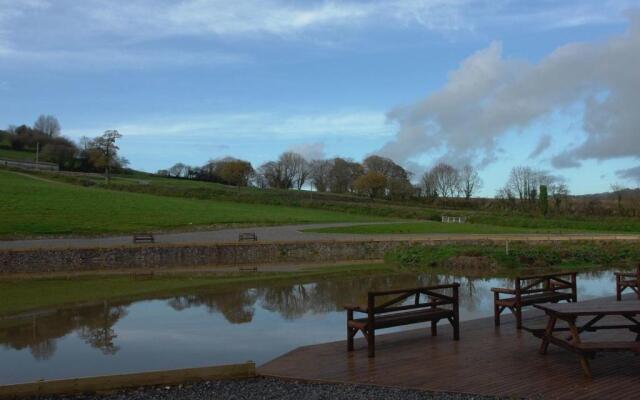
{"left": 0, "top": 270, "right": 618, "bottom": 384}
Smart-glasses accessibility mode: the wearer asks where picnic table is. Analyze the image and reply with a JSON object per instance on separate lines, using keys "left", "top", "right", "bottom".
{"left": 533, "top": 301, "right": 640, "bottom": 377}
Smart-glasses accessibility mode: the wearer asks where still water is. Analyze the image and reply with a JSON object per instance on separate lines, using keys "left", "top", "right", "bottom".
{"left": 0, "top": 269, "right": 618, "bottom": 384}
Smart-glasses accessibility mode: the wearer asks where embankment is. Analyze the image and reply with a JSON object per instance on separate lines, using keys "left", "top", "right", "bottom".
{"left": 2, "top": 237, "right": 639, "bottom": 274}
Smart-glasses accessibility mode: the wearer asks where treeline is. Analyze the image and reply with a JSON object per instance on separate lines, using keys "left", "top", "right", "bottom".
{"left": 160, "top": 152, "right": 487, "bottom": 201}
{"left": 1, "top": 115, "right": 127, "bottom": 180}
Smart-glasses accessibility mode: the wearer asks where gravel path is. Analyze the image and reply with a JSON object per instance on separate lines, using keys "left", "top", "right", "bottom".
{"left": 39, "top": 377, "right": 503, "bottom": 400}
{"left": 1, "top": 222, "right": 638, "bottom": 250}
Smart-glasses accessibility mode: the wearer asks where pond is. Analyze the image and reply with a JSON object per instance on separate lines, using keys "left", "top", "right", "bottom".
{"left": 0, "top": 269, "right": 618, "bottom": 384}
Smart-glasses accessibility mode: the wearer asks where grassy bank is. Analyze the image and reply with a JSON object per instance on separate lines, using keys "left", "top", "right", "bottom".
{"left": 0, "top": 170, "right": 384, "bottom": 237}
{"left": 0, "top": 263, "right": 393, "bottom": 316}
{"left": 385, "top": 241, "right": 640, "bottom": 270}
{"left": 304, "top": 221, "right": 579, "bottom": 234}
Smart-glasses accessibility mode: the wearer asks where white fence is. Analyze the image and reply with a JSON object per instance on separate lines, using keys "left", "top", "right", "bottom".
{"left": 441, "top": 215, "right": 466, "bottom": 224}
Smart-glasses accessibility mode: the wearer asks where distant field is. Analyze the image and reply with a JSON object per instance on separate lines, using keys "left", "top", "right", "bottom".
{"left": 0, "top": 170, "right": 383, "bottom": 237}
{"left": 305, "top": 221, "right": 578, "bottom": 234}
{"left": 0, "top": 148, "right": 35, "bottom": 161}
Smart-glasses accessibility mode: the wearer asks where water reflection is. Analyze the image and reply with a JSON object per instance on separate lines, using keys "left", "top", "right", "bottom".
{"left": 0, "top": 269, "right": 615, "bottom": 384}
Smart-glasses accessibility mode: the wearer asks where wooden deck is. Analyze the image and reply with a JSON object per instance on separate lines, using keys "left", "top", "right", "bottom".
{"left": 259, "top": 296, "right": 640, "bottom": 399}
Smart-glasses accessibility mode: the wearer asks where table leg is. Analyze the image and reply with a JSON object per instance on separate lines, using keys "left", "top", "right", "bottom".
{"left": 539, "top": 314, "right": 557, "bottom": 355}
{"left": 567, "top": 318, "right": 592, "bottom": 378}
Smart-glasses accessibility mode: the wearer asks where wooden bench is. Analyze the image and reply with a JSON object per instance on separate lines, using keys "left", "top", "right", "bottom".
{"left": 132, "top": 233, "right": 155, "bottom": 243}
{"left": 492, "top": 272, "right": 577, "bottom": 329}
{"left": 238, "top": 232, "right": 257, "bottom": 241}
{"left": 345, "top": 283, "right": 460, "bottom": 358}
{"left": 615, "top": 265, "right": 639, "bottom": 301}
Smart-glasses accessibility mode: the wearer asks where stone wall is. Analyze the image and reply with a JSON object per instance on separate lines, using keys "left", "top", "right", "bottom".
{"left": 0, "top": 240, "right": 468, "bottom": 273}
{"left": 3, "top": 238, "right": 636, "bottom": 274}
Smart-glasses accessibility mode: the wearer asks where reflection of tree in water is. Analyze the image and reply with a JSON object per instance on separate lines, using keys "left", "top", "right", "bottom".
{"left": 77, "top": 302, "right": 128, "bottom": 355}
{"left": 30, "top": 338, "right": 57, "bottom": 361}
{"left": 0, "top": 302, "right": 130, "bottom": 359}
{"left": 167, "top": 289, "right": 258, "bottom": 324}
{"left": 258, "top": 273, "right": 483, "bottom": 320}
{"left": 161, "top": 273, "right": 488, "bottom": 323}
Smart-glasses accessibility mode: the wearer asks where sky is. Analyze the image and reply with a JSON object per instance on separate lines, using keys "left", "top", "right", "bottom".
{"left": 1, "top": 0, "right": 639, "bottom": 196}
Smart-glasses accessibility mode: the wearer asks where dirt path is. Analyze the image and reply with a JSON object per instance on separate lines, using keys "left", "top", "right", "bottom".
{"left": 1, "top": 222, "right": 638, "bottom": 250}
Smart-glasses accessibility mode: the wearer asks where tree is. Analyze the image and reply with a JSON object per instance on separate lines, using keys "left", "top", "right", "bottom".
{"left": 539, "top": 185, "right": 549, "bottom": 216}
{"left": 91, "top": 130, "right": 122, "bottom": 183}
{"left": 459, "top": 165, "right": 482, "bottom": 199}
{"left": 610, "top": 183, "right": 625, "bottom": 210}
{"left": 309, "top": 159, "right": 333, "bottom": 192}
{"left": 362, "top": 155, "right": 412, "bottom": 199}
{"left": 329, "top": 157, "right": 363, "bottom": 193}
{"left": 257, "top": 160, "right": 292, "bottom": 189}
{"left": 40, "top": 137, "right": 78, "bottom": 169}
{"left": 421, "top": 170, "right": 438, "bottom": 200}
{"left": 168, "top": 162, "right": 189, "bottom": 178}
{"left": 280, "top": 152, "right": 310, "bottom": 190}
{"left": 354, "top": 171, "right": 387, "bottom": 198}
{"left": 550, "top": 183, "right": 569, "bottom": 210}
{"left": 430, "top": 162, "right": 460, "bottom": 198}
{"left": 33, "top": 115, "right": 61, "bottom": 137}
{"left": 216, "top": 158, "right": 254, "bottom": 186}
{"left": 506, "top": 166, "right": 549, "bottom": 204}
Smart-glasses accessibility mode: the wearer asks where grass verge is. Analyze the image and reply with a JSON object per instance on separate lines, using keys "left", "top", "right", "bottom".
{"left": 304, "top": 221, "right": 580, "bottom": 235}
{"left": 385, "top": 241, "right": 640, "bottom": 270}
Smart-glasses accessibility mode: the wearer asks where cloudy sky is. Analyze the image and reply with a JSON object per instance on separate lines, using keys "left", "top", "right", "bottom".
{"left": 1, "top": 0, "right": 639, "bottom": 195}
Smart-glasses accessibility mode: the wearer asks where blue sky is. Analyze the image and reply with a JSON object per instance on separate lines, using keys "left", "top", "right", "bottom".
{"left": 1, "top": 0, "right": 639, "bottom": 195}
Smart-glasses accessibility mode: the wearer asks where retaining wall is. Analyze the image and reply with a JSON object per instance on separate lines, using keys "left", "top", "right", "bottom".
{"left": 3, "top": 238, "right": 638, "bottom": 274}
{"left": 0, "top": 239, "right": 483, "bottom": 273}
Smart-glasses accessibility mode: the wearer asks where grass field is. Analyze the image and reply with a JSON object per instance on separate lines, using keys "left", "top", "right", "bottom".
{"left": 0, "top": 263, "right": 393, "bottom": 316}
{"left": 0, "top": 170, "right": 383, "bottom": 237}
{"left": 304, "top": 221, "right": 580, "bottom": 234}
{"left": 0, "top": 148, "right": 35, "bottom": 161}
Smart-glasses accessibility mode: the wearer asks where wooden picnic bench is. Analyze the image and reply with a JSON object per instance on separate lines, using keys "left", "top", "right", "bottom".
{"left": 238, "top": 232, "right": 258, "bottom": 241}
{"left": 615, "top": 265, "right": 639, "bottom": 301}
{"left": 492, "top": 272, "right": 577, "bottom": 329}
{"left": 132, "top": 233, "right": 155, "bottom": 243}
{"left": 534, "top": 301, "right": 640, "bottom": 378}
{"left": 345, "top": 283, "right": 460, "bottom": 358}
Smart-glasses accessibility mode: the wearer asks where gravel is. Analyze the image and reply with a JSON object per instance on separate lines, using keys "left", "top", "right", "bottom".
{"left": 39, "top": 377, "right": 504, "bottom": 400}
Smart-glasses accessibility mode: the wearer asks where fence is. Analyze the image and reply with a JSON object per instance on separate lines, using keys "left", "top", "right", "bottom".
{"left": 441, "top": 215, "right": 466, "bottom": 224}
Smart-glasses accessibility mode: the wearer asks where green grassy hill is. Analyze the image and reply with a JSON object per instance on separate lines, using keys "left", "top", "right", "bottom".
{"left": 0, "top": 148, "right": 36, "bottom": 161}
{"left": 0, "top": 170, "right": 383, "bottom": 238}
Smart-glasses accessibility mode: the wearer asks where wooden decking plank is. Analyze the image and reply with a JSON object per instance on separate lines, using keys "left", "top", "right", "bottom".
{"left": 259, "top": 297, "right": 640, "bottom": 400}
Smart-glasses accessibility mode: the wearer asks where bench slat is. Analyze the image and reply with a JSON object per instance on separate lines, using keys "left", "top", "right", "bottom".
{"left": 349, "top": 308, "right": 453, "bottom": 330}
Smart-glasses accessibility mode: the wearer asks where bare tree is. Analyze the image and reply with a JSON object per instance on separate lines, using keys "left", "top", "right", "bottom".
{"left": 421, "top": 170, "right": 438, "bottom": 200}
{"left": 280, "top": 152, "right": 310, "bottom": 190}
{"left": 430, "top": 163, "right": 460, "bottom": 198}
{"left": 33, "top": 115, "right": 61, "bottom": 137}
{"left": 258, "top": 160, "right": 293, "bottom": 189}
{"left": 91, "top": 130, "right": 122, "bottom": 183}
{"left": 610, "top": 183, "right": 625, "bottom": 210}
{"left": 459, "top": 165, "right": 482, "bottom": 199}
{"left": 309, "top": 159, "right": 333, "bottom": 192}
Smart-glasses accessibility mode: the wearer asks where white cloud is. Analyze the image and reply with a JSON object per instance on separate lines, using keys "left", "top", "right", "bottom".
{"left": 65, "top": 111, "right": 392, "bottom": 140}
{"left": 379, "top": 12, "right": 640, "bottom": 170}
{"left": 0, "top": 1, "right": 634, "bottom": 68}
